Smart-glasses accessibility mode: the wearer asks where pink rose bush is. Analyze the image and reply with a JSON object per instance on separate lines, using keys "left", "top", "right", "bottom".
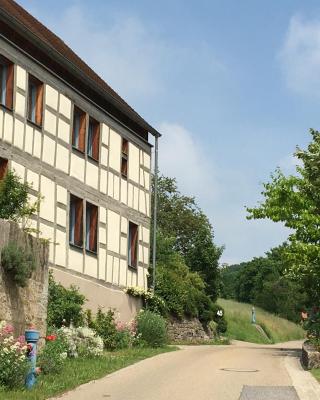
{"left": 0, "top": 321, "right": 29, "bottom": 389}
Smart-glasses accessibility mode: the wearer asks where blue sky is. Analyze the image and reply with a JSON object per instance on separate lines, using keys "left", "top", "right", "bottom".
{"left": 19, "top": 0, "right": 320, "bottom": 263}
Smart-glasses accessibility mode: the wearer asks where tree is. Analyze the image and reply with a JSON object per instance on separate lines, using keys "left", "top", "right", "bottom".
{"left": 247, "top": 129, "right": 320, "bottom": 303}
{"left": 0, "top": 169, "right": 38, "bottom": 226}
{"left": 221, "top": 246, "right": 306, "bottom": 322}
{"left": 152, "top": 176, "right": 223, "bottom": 300}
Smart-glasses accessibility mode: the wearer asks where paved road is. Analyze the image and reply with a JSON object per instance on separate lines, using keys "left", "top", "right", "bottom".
{"left": 51, "top": 341, "right": 320, "bottom": 400}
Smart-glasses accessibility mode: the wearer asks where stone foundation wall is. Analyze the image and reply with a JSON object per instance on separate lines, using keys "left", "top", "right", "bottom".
{"left": 0, "top": 220, "right": 49, "bottom": 337}
{"left": 301, "top": 341, "right": 320, "bottom": 369}
{"left": 167, "top": 318, "right": 209, "bottom": 342}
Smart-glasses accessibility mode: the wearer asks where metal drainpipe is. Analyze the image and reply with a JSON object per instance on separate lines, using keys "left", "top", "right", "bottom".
{"left": 152, "top": 134, "right": 159, "bottom": 290}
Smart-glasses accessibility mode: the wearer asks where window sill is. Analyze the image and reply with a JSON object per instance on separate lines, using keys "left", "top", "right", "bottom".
{"left": 85, "top": 249, "right": 98, "bottom": 257}
{"left": 69, "top": 242, "right": 83, "bottom": 252}
{"left": 121, "top": 173, "right": 128, "bottom": 180}
{"left": 27, "top": 118, "right": 42, "bottom": 129}
{"left": 87, "top": 154, "right": 99, "bottom": 164}
{"left": 128, "top": 264, "right": 137, "bottom": 271}
{"left": 0, "top": 103, "right": 13, "bottom": 113}
{"left": 72, "top": 146, "right": 85, "bottom": 156}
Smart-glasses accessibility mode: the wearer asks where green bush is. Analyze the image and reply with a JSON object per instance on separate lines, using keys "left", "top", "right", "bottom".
{"left": 90, "top": 308, "right": 118, "bottom": 350}
{"left": 304, "top": 308, "right": 320, "bottom": 349}
{"left": 136, "top": 310, "right": 167, "bottom": 347}
{"left": 47, "top": 272, "right": 85, "bottom": 328}
{"left": 1, "top": 242, "right": 36, "bottom": 287}
{"left": 38, "top": 335, "right": 68, "bottom": 374}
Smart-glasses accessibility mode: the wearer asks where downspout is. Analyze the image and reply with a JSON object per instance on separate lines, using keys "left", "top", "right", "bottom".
{"left": 152, "top": 134, "right": 159, "bottom": 290}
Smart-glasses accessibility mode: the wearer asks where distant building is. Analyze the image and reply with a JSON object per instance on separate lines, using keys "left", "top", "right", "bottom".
{"left": 0, "top": 0, "right": 161, "bottom": 320}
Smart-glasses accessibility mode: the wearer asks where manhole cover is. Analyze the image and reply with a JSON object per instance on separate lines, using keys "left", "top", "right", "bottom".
{"left": 220, "top": 368, "right": 259, "bottom": 372}
{"left": 239, "top": 386, "right": 299, "bottom": 399}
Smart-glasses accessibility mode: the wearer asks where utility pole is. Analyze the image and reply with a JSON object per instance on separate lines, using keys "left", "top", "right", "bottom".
{"left": 152, "top": 134, "right": 159, "bottom": 290}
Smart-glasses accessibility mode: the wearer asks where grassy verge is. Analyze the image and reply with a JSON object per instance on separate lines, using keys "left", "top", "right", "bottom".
{"left": 0, "top": 346, "right": 177, "bottom": 400}
{"left": 311, "top": 369, "right": 320, "bottom": 382}
{"left": 218, "top": 298, "right": 305, "bottom": 344}
{"left": 172, "top": 337, "right": 230, "bottom": 346}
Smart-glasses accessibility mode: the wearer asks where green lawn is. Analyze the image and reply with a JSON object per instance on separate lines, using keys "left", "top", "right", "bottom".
{"left": 311, "top": 369, "right": 320, "bottom": 382}
{"left": 0, "top": 347, "right": 177, "bottom": 400}
{"left": 218, "top": 298, "right": 305, "bottom": 344}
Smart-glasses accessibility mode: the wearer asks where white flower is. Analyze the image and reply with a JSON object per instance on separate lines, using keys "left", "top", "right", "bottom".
{"left": 217, "top": 310, "right": 223, "bottom": 317}
{"left": 60, "top": 352, "right": 68, "bottom": 360}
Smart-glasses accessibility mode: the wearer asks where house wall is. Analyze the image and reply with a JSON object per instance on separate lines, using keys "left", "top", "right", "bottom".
{"left": 0, "top": 37, "right": 152, "bottom": 319}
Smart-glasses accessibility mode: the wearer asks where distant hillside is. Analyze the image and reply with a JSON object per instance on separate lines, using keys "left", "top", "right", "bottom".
{"left": 218, "top": 298, "right": 305, "bottom": 344}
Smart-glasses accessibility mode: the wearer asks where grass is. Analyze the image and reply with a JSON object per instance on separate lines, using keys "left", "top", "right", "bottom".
{"left": 0, "top": 346, "right": 177, "bottom": 400}
{"left": 172, "top": 337, "right": 230, "bottom": 346}
{"left": 218, "top": 298, "right": 305, "bottom": 344}
{"left": 311, "top": 369, "right": 320, "bottom": 382}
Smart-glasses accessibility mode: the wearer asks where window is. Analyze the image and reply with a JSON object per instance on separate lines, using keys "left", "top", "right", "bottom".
{"left": 69, "top": 195, "right": 83, "bottom": 248}
{"left": 28, "top": 75, "right": 43, "bottom": 126}
{"left": 128, "top": 222, "right": 138, "bottom": 268}
{"left": 86, "top": 202, "right": 98, "bottom": 253}
{"left": 72, "top": 107, "right": 86, "bottom": 152}
{"left": 0, "top": 56, "right": 13, "bottom": 109}
{"left": 87, "top": 117, "right": 100, "bottom": 161}
{"left": 121, "top": 139, "right": 128, "bottom": 178}
{"left": 0, "top": 157, "right": 8, "bottom": 180}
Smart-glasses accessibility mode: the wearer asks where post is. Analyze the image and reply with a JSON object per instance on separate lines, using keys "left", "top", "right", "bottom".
{"left": 25, "top": 329, "right": 40, "bottom": 389}
{"left": 152, "top": 134, "right": 159, "bottom": 290}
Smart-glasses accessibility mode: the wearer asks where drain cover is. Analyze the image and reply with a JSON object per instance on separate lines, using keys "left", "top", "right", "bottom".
{"left": 239, "top": 386, "right": 299, "bottom": 399}
{"left": 221, "top": 368, "right": 259, "bottom": 372}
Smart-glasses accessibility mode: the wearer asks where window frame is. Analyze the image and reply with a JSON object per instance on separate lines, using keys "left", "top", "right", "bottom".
{"left": 85, "top": 201, "right": 98, "bottom": 254}
{"left": 121, "top": 138, "right": 128, "bottom": 179}
{"left": 27, "top": 74, "right": 44, "bottom": 127}
{"left": 69, "top": 194, "right": 84, "bottom": 249}
{"left": 87, "top": 117, "right": 100, "bottom": 162}
{"left": 128, "top": 221, "right": 138, "bottom": 269}
{"left": 0, "top": 55, "right": 14, "bottom": 110}
{"left": 72, "top": 106, "right": 86, "bottom": 154}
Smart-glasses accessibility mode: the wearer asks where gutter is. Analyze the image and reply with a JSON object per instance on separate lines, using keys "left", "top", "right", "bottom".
{"left": 0, "top": 7, "right": 162, "bottom": 139}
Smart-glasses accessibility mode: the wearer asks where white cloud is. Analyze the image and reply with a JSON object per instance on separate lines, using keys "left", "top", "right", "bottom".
{"left": 41, "top": 5, "right": 167, "bottom": 101}
{"left": 157, "top": 122, "right": 220, "bottom": 204}
{"left": 280, "top": 15, "right": 320, "bottom": 96}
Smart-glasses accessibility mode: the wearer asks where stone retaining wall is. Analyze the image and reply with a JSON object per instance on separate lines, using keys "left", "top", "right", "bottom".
{"left": 0, "top": 219, "right": 49, "bottom": 337}
{"left": 301, "top": 341, "right": 320, "bottom": 369}
{"left": 167, "top": 317, "right": 209, "bottom": 342}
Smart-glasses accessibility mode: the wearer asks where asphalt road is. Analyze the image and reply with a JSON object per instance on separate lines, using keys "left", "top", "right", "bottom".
{"left": 51, "top": 341, "right": 320, "bottom": 400}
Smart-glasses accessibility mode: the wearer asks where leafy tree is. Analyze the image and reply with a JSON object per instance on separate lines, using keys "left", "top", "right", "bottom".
{"left": 152, "top": 176, "right": 223, "bottom": 300}
{"left": 0, "top": 170, "right": 38, "bottom": 224}
{"left": 220, "top": 246, "right": 306, "bottom": 322}
{"left": 247, "top": 129, "right": 320, "bottom": 303}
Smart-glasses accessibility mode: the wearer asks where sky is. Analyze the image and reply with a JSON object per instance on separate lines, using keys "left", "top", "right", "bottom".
{"left": 18, "top": 0, "right": 320, "bottom": 264}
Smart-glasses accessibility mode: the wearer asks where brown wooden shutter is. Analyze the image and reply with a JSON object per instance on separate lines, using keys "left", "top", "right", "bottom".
{"left": 0, "top": 158, "right": 8, "bottom": 180}
{"left": 74, "top": 199, "right": 83, "bottom": 246}
{"left": 89, "top": 206, "right": 98, "bottom": 251}
{"left": 79, "top": 113, "right": 86, "bottom": 152}
{"left": 131, "top": 225, "right": 138, "bottom": 267}
{"left": 5, "top": 63, "right": 13, "bottom": 109}
{"left": 35, "top": 83, "right": 43, "bottom": 126}
{"left": 92, "top": 123, "right": 100, "bottom": 160}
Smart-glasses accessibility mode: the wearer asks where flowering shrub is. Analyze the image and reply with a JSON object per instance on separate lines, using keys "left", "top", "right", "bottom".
{"left": 38, "top": 334, "right": 68, "bottom": 374}
{"left": 58, "top": 326, "right": 103, "bottom": 358}
{"left": 124, "top": 287, "right": 167, "bottom": 315}
{"left": 0, "top": 321, "right": 28, "bottom": 389}
{"left": 114, "top": 319, "right": 139, "bottom": 349}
